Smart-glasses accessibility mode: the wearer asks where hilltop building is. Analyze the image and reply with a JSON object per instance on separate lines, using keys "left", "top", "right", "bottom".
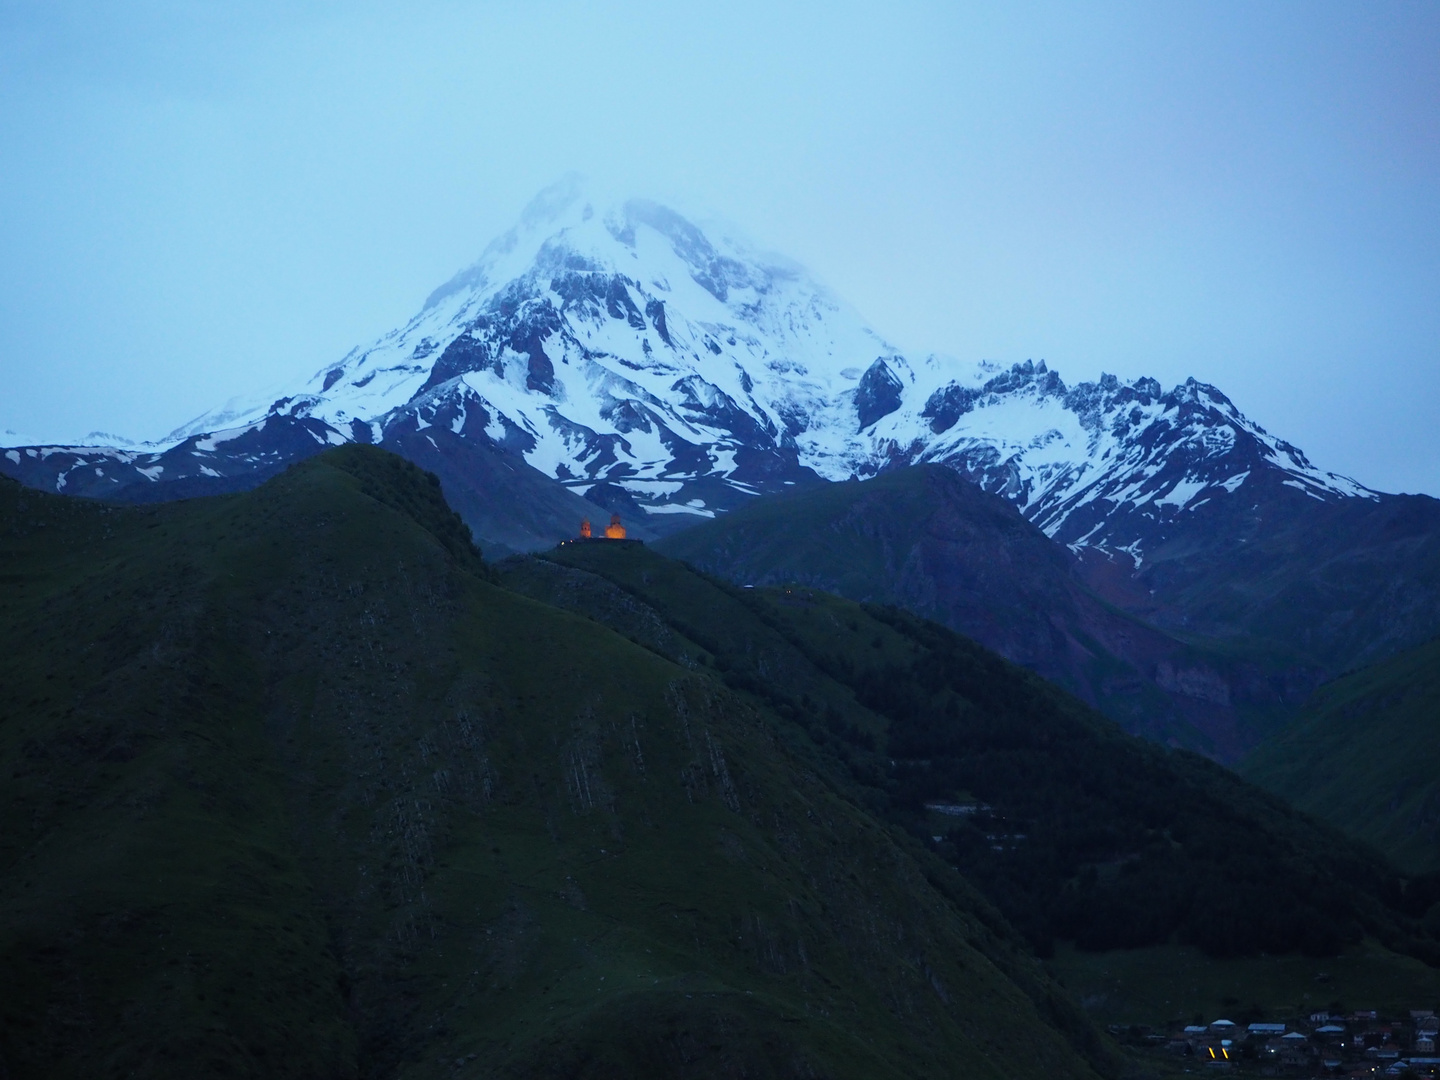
{"left": 571, "top": 514, "right": 629, "bottom": 542}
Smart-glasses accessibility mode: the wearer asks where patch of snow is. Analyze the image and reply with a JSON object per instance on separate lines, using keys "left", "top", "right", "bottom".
{"left": 625, "top": 479, "right": 685, "bottom": 496}
{"left": 1117, "top": 542, "right": 1144, "bottom": 568}
{"left": 194, "top": 423, "right": 262, "bottom": 452}
{"left": 1154, "top": 478, "right": 1209, "bottom": 509}
{"left": 642, "top": 503, "right": 716, "bottom": 517}
{"left": 1283, "top": 478, "right": 1329, "bottom": 501}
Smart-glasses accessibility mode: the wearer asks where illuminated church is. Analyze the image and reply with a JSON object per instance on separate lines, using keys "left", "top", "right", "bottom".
{"left": 578, "top": 514, "right": 626, "bottom": 540}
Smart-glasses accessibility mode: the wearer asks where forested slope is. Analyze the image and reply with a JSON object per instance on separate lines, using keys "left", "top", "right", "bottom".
{"left": 519, "top": 542, "right": 1440, "bottom": 964}
{"left": 656, "top": 465, "right": 1318, "bottom": 759}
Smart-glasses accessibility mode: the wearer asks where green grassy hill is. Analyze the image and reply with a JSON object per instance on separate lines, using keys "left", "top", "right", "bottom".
{"left": 1048, "top": 938, "right": 1440, "bottom": 1029}
{"left": 0, "top": 448, "right": 1104, "bottom": 1080}
{"left": 518, "top": 541, "right": 1440, "bottom": 969}
{"left": 1242, "top": 636, "right": 1440, "bottom": 876}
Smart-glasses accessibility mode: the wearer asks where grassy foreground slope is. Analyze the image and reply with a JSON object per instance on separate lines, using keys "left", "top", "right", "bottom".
{"left": 1242, "top": 636, "right": 1440, "bottom": 876}
{"left": 521, "top": 543, "right": 1440, "bottom": 967}
{"left": 0, "top": 448, "right": 1101, "bottom": 1080}
{"left": 1048, "top": 938, "right": 1440, "bottom": 1029}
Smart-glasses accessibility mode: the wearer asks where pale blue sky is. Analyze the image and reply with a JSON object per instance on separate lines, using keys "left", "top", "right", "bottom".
{"left": 2, "top": 1, "right": 1437, "bottom": 492}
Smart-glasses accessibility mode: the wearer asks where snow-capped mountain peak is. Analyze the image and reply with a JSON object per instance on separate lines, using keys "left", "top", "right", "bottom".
{"left": 208, "top": 181, "right": 901, "bottom": 519}
{"left": 1, "top": 180, "right": 1377, "bottom": 559}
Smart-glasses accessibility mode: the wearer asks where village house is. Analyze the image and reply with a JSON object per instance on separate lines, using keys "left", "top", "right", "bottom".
{"left": 1279, "top": 1031, "right": 1313, "bottom": 1070}
{"left": 1175, "top": 1023, "right": 1208, "bottom": 1049}
{"left": 1249, "top": 1022, "right": 1287, "bottom": 1038}
{"left": 1200, "top": 1043, "right": 1234, "bottom": 1069}
{"left": 1361, "top": 1024, "right": 1400, "bottom": 1050}
{"left": 1163, "top": 1006, "right": 1440, "bottom": 1075}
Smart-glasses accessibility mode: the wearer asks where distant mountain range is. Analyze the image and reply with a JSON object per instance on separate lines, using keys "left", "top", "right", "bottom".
{"left": 4, "top": 176, "right": 1437, "bottom": 752}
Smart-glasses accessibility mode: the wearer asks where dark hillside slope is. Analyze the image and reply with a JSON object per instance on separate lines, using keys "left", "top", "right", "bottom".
{"left": 1242, "top": 636, "right": 1440, "bottom": 877}
{"left": 656, "top": 465, "right": 1315, "bottom": 759}
{"left": 1075, "top": 481, "right": 1440, "bottom": 676}
{"left": 522, "top": 542, "right": 1440, "bottom": 966}
{"left": 0, "top": 449, "right": 1099, "bottom": 1080}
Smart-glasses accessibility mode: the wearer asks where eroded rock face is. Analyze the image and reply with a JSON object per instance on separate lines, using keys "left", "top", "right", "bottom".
{"left": 854, "top": 358, "right": 904, "bottom": 430}
{"left": 1155, "top": 661, "right": 1232, "bottom": 708}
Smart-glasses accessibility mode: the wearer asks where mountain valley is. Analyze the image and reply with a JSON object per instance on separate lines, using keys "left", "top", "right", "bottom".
{"left": 3, "top": 179, "right": 1440, "bottom": 1077}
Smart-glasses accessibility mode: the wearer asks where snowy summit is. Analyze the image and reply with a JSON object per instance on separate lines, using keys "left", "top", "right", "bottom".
{"left": 1, "top": 177, "right": 1374, "bottom": 561}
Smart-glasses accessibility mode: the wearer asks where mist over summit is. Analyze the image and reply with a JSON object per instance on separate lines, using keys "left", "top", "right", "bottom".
{"left": 0, "top": 180, "right": 1384, "bottom": 564}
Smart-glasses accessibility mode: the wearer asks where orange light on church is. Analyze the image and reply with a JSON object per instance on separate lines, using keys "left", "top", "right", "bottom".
{"left": 579, "top": 518, "right": 591, "bottom": 538}
{"left": 604, "top": 513, "right": 626, "bottom": 540}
